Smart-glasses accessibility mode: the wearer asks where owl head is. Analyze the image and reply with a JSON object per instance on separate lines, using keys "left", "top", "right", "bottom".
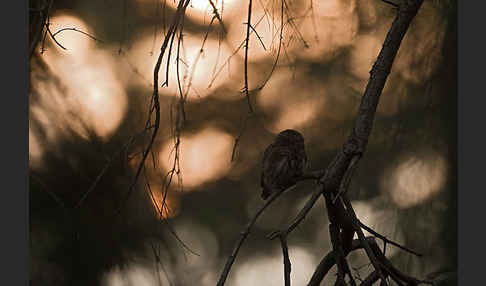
{"left": 275, "top": 129, "right": 305, "bottom": 146}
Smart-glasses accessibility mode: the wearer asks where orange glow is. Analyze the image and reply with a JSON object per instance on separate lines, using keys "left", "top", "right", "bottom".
{"left": 294, "top": 0, "right": 359, "bottom": 61}
{"left": 394, "top": 3, "right": 446, "bottom": 84}
{"left": 149, "top": 188, "right": 180, "bottom": 219}
{"left": 382, "top": 153, "right": 448, "bottom": 208}
{"left": 159, "top": 127, "right": 234, "bottom": 188}
{"left": 46, "top": 13, "right": 95, "bottom": 58}
{"left": 127, "top": 33, "right": 241, "bottom": 98}
{"left": 163, "top": 0, "right": 242, "bottom": 24}
{"left": 226, "top": 7, "right": 280, "bottom": 62}
{"left": 29, "top": 129, "right": 43, "bottom": 169}
{"left": 35, "top": 38, "right": 128, "bottom": 141}
{"left": 348, "top": 34, "right": 382, "bottom": 82}
{"left": 257, "top": 68, "right": 324, "bottom": 134}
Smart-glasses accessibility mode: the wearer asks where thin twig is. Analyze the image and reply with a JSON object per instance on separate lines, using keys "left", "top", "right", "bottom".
{"left": 342, "top": 196, "right": 388, "bottom": 284}
{"left": 258, "top": 0, "right": 284, "bottom": 90}
{"left": 51, "top": 27, "right": 104, "bottom": 43}
{"left": 216, "top": 185, "right": 289, "bottom": 286}
{"left": 359, "top": 221, "right": 422, "bottom": 257}
{"left": 115, "top": 0, "right": 191, "bottom": 216}
{"left": 243, "top": 0, "right": 254, "bottom": 113}
{"left": 279, "top": 234, "right": 291, "bottom": 286}
{"left": 246, "top": 23, "right": 267, "bottom": 51}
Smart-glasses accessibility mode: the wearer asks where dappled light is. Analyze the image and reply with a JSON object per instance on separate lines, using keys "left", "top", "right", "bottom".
{"left": 149, "top": 187, "right": 180, "bottom": 219}
{"left": 160, "top": 127, "right": 233, "bottom": 189}
{"left": 103, "top": 264, "right": 158, "bottom": 286}
{"left": 33, "top": 49, "right": 128, "bottom": 141}
{"left": 394, "top": 2, "right": 446, "bottom": 84}
{"left": 29, "top": 129, "right": 43, "bottom": 169}
{"left": 29, "top": 0, "right": 456, "bottom": 285}
{"left": 352, "top": 200, "right": 405, "bottom": 257}
{"left": 294, "top": 0, "right": 359, "bottom": 61}
{"left": 258, "top": 68, "right": 325, "bottom": 134}
{"left": 382, "top": 153, "right": 448, "bottom": 208}
{"left": 164, "top": 0, "right": 242, "bottom": 24}
{"left": 127, "top": 32, "right": 242, "bottom": 98}
{"left": 46, "top": 13, "right": 96, "bottom": 57}
{"left": 226, "top": 6, "right": 280, "bottom": 62}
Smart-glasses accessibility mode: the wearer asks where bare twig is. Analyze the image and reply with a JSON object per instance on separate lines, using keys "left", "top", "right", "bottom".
{"left": 279, "top": 234, "right": 291, "bottom": 286}
{"left": 307, "top": 237, "right": 375, "bottom": 286}
{"left": 359, "top": 221, "right": 422, "bottom": 257}
{"left": 208, "top": 0, "right": 227, "bottom": 34}
{"left": 243, "top": 0, "right": 254, "bottom": 113}
{"left": 341, "top": 196, "right": 387, "bottom": 284}
{"left": 258, "top": 0, "right": 284, "bottom": 90}
{"left": 359, "top": 271, "right": 380, "bottom": 286}
{"left": 332, "top": 154, "right": 360, "bottom": 204}
{"left": 246, "top": 23, "right": 267, "bottom": 51}
{"left": 381, "top": 0, "right": 399, "bottom": 8}
{"left": 51, "top": 27, "right": 104, "bottom": 43}
{"left": 216, "top": 185, "right": 290, "bottom": 286}
{"left": 115, "top": 0, "right": 191, "bottom": 215}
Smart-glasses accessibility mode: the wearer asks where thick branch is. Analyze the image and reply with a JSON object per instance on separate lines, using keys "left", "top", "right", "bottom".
{"left": 307, "top": 237, "right": 376, "bottom": 286}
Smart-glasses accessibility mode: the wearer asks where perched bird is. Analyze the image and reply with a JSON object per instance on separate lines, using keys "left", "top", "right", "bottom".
{"left": 261, "top": 129, "right": 307, "bottom": 200}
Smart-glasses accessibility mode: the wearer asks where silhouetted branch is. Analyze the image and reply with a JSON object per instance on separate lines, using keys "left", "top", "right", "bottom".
{"left": 359, "top": 271, "right": 380, "bottom": 286}
{"left": 307, "top": 238, "right": 375, "bottom": 286}
{"left": 51, "top": 27, "right": 104, "bottom": 43}
{"left": 216, "top": 185, "right": 290, "bottom": 286}
{"left": 359, "top": 220, "right": 422, "bottom": 257}
{"left": 279, "top": 234, "right": 291, "bottom": 286}
{"left": 116, "top": 0, "right": 191, "bottom": 215}
{"left": 243, "top": 0, "right": 254, "bottom": 113}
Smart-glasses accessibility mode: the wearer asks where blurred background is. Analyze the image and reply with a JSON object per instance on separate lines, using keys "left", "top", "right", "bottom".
{"left": 29, "top": 0, "right": 456, "bottom": 285}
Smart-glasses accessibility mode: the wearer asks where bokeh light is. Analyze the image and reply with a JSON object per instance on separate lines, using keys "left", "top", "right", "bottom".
{"left": 149, "top": 187, "right": 180, "bottom": 219}
{"left": 293, "top": 0, "right": 359, "bottom": 61}
{"left": 231, "top": 246, "right": 317, "bottom": 286}
{"left": 34, "top": 49, "right": 128, "bottom": 141}
{"left": 382, "top": 153, "right": 448, "bottom": 208}
{"left": 46, "top": 13, "right": 96, "bottom": 57}
{"left": 29, "top": 128, "right": 43, "bottom": 169}
{"left": 162, "top": 0, "right": 242, "bottom": 24}
{"left": 103, "top": 264, "right": 158, "bottom": 286}
{"left": 394, "top": 3, "right": 446, "bottom": 84}
{"left": 126, "top": 32, "right": 242, "bottom": 98}
{"left": 258, "top": 68, "right": 325, "bottom": 134}
{"left": 160, "top": 127, "right": 234, "bottom": 189}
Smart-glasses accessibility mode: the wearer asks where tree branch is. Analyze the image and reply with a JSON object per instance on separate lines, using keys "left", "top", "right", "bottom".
{"left": 279, "top": 234, "right": 291, "bottom": 286}
{"left": 216, "top": 186, "right": 289, "bottom": 286}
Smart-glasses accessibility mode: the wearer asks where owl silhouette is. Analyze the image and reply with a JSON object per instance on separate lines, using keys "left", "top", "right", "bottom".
{"left": 261, "top": 129, "right": 307, "bottom": 200}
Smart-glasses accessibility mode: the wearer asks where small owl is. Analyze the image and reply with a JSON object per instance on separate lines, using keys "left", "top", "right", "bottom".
{"left": 261, "top": 129, "right": 307, "bottom": 200}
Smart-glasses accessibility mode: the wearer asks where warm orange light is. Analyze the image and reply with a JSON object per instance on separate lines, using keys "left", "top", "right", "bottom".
{"left": 29, "top": 129, "right": 43, "bottom": 169}
{"left": 293, "top": 0, "right": 359, "bottom": 61}
{"left": 149, "top": 188, "right": 180, "bottom": 219}
{"left": 127, "top": 33, "right": 241, "bottom": 98}
{"left": 159, "top": 127, "right": 234, "bottom": 188}
{"left": 394, "top": 3, "right": 446, "bottom": 84}
{"left": 163, "top": 0, "right": 242, "bottom": 24}
{"left": 47, "top": 13, "right": 95, "bottom": 57}
{"left": 257, "top": 68, "right": 324, "bottom": 134}
{"left": 226, "top": 7, "right": 279, "bottom": 62}
{"left": 36, "top": 41, "right": 128, "bottom": 141}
